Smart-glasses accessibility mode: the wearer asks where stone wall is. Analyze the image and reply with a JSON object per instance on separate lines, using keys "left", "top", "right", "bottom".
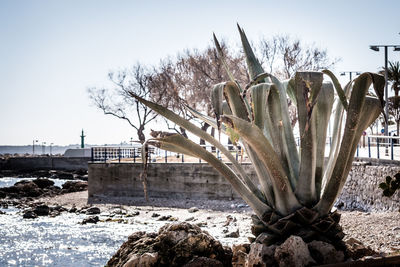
{"left": 88, "top": 159, "right": 400, "bottom": 211}
{"left": 1, "top": 157, "right": 89, "bottom": 171}
{"left": 336, "top": 160, "right": 400, "bottom": 212}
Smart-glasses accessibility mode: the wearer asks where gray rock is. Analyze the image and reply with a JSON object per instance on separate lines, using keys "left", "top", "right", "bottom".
{"left": 225, "top": 229, "right": 239, "bottom": 238}
{"left": 274, "top": 235, "right": 315, "bottom": 267}
{"left": 308, "top": 240, "right": 344, "bottom": 265}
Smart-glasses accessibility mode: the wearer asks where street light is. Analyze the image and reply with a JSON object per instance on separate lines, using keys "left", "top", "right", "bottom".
{"left": 340, "top": 71, "right": 361, "bottom": 81}
{"left": 32, "top": 140, "right": 39, "bottom": 155}
{"left": 369, "top": 44, "right": 400, "bottom": 155}
{"left": 42, "top": 142, "right": 46, "bottom": 155}
{"left": 50, "top": 143, "right": 54, "bottom": 156}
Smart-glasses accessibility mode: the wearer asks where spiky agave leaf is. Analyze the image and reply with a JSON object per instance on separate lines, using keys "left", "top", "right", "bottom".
{"left": 222, "top": 115, "right": 301, "bottom": 215}
{"left": 152, "top": 132, "right": 272, "bottom": 218}
{"left": 316, "top": 73, "right": 385, "bottom": 214}
{"left": 129, "top": 92, "right": 265, "bottom": 203}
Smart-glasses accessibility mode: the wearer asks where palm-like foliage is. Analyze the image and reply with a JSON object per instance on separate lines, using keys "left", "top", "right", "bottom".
{"left": 131, "top": 26, "right": 384, "bottom": 244}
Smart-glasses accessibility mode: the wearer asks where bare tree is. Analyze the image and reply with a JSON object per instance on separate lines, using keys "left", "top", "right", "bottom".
{"left": 88, "top": 63, "right": 167, "bottom": 144}
{"left": 258, "top": 35, "right": 338, "bottom": 79}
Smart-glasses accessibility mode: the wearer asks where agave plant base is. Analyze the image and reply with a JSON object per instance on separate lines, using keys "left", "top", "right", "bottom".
{"left": 251, "top": 208, "right": 345, "bottom": 250}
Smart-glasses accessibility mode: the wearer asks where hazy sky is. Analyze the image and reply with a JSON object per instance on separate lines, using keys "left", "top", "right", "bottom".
{"left": 1, "top": 0, "right": 400, "bottom": 145}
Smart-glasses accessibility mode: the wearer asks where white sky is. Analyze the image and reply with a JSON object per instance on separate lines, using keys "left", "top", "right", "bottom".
{"left": 1, "top": 0, "right": 400, "bottom": 145}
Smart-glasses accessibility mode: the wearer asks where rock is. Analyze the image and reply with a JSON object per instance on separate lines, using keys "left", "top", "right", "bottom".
{"left": 126, "top": 211, "right": 140, "bottom": 217}
{"left": 232, "top": 244, "right": 249, "bottom": 267}
{"left": 81, "top": 216, "right": 99, "bottom": 224}
{"left": 185, "top": 217, "right": 194, "bottom": 222}
{"left": 23, "top": 210, "right": 38, "bottom": 219}
{"left": 55, "top": 171, "right": 74, "bottom": 180}
{"left": 308, "top": 240, "right": 344, "bottom": 265}
{"left": 69, "top": 206, "right": 77, "bottom": 213}
{"left": 188, "top": 207, "right": 199, "bottom": 213}
{"left": 32, "top": 178, "right": 54, "bottom": 189}
{"left": 345, "top": 237, "right": 376, "bottom": 260}
{"left": 11, "top": 180, "right": 43, "bottom": 197}
{"left": 34, "top": 205, "right": 50, "bottom": 216}
{"left": 247, "top": 243, "right": 276, "bottom": 267}
{"left": 107, "top": 222, "right": 232, "bottom": 267}
{"left": 274, "top": 235, "right": 315, "bottom": 267}
{"left": 182, "top": 256, "right": 223, "bottom": 267}
{"left": 124, "top": 252, "right": 159, "bottom": 267}
{"left": 0, "top": 190, "right": 6, "bottom": 198}
{"left": 61, "top": 181, "right": 88, "bottom": 193}
{"left": 0, "top": 210, "right": 6, "bottom": 215}
{"left": 151, "top": 213, "right": 160, "bottom": 218}
{"left": 157, "top": 215, "right": 172, "bottom": 221}
{"left": 86, "top": 207, "right": 101, "bottom": 215}
{"left": 225, "top": 229, "right": 239, "bottom": 238}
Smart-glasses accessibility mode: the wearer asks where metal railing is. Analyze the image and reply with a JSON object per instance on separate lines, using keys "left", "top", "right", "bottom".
{"left": 90, "top": 135, "right": 400, "bottom": 163}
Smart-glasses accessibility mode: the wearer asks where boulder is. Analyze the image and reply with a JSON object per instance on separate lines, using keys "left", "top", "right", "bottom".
{"left": 34, "top": 205, "right": 50, "bottom": 216}
{"left": 23, "top": 210, "right": 38, "bottom": 219}
{"left": 232, "top": 244, "right": 249, "bottom": 267}
{"left": 32, "top": 178, "right": 54, "bottom": 189}
{"left": 188, "top": 207, "right": 199, "bottom": 213}
{"left": 247, "top": 243, "right": 276, "bottom": 267}
{"left": 61, "top": 181, "right": 88, "bottom": 193}
{"left": 274, "top": 235, "right": 315, "bottom": 267}
{"left": 124, "top": 252, "right": 159, "bottom": 267}
{"left": 86, "top": 207, "right": 101, "bottom": 215}
{"left": 13, "top": 181, "right": 43, "bottom": 197}
{"left": 107, "top": 222, "right": 232, "bottom": 267}
{"left": 345, "top": 237, "right": 376, "bottom": 260}
{"left": 308, "top": 240, "right": 344, "bottom": 265}
{"left": 81, "top": 216, "right": 99, "bottom": 224}
{"left": 182, "top": 256, "right": 223, "bottom": 267}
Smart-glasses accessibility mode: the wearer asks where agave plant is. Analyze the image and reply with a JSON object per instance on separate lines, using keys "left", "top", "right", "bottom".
{"left": 131, "top": 26, "right": 385, "bottom": 245}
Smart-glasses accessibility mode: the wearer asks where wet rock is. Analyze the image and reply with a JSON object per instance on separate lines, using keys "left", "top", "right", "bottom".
{"left": 182, "top": 256, "right": 223, "bottom": 267}
{"left": 61, "top": 181, "right": 88, "bottom": 193}
{"left": 151, "top": 213, "right": 160, "bottom": 218}
{"left": 308, "top": 240, "right": 344, "bottom": 265}
{"left": 0, "top": 210, "right": 5, "bottom": 215}
{"left": 225, "top": 229, "right": 239, "bottom": 238}
{"left": 23, "top": 210, "right": 38, "bottom": 219}
{"left": 157, "top": 215, "right": 172, "bottom": 221}
{"left": 126, "top": 211, "right": 140, "bottom": 217}
{"left": 32, "top": 178, "right": 54, "bottom": 189}
{"left": 81, "top": 216, "right": 99, "bottom": 224}
{"left": 69, "top": 206, "right": 77, "bottom": 213}
{"left": 11, "top": 180, "right": 43, "bottom": 197}
{"left": 247, "top": 243, "right": 276, "bottom": 267}
{"left": 0, "top": 190, "right": 6, "bottom": 199}
{"left": 188, "top": 207, "right": 199, "bottom": 213}
{"left": 86, "top": 207, "right": 101, "bottom": 215}
{"left": 274, "top": 235, "right": 315, "bottom": 267}
{"left": 107, "top": 222, "right": 232, "bottom": 267}
{"left": 345, "top": 237, "right": 376, "bottom": 260}
{"left": 185, "top": 217, "right": 194, "bottom": 222}
{"left": 34, "top": 205, "right": 50, "bottom": 216}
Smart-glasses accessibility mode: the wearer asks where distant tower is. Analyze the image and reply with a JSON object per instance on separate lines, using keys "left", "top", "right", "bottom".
{"left": 80, "top": 129, "right": 86, "bottom": 148}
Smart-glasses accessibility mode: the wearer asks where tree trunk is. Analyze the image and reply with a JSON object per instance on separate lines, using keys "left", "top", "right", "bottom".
{"left": 199, "top": 123, "right": 210, "bottom": 146}
{"left": 180, "top": 127, "right": 188, "bottom": 138}
{"left": 137, "top": 126, "right": 146, "bottom": 144}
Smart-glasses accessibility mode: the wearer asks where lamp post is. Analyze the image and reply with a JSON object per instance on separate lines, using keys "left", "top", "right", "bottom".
{"left": 32, "top": 140, "right": 39, "bottom": 155}
{"left": 369, "top": 44, "right": 400, "bottom": 155}
{"left": 340, "top": 71, "right": 361, "bottom": 81}
{"left": 42, "top": 142, "right": 46, "bottom": 155}
{"left": 50, "top": 143, "right": 54, "bottom": 156}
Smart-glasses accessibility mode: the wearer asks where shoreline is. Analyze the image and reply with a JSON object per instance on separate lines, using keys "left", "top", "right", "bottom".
{"left": 35, "top": 191, "right": 400, "bottom": 254}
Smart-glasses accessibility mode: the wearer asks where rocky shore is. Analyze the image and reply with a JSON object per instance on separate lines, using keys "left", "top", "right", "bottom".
{"left": 1, "top": 177, "right": 399, "bottom": 266}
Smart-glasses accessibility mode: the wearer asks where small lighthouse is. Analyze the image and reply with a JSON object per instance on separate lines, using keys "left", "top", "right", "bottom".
{"left": 80, "top": 129, "right": 86, "bottom": 148}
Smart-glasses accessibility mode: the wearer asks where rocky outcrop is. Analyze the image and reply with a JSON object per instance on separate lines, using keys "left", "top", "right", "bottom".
{"left": 0, "top": 178, "right": 87, "bottom": 200}
{"left": 107, "top": 222, "right": 232, "bottom": 267}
